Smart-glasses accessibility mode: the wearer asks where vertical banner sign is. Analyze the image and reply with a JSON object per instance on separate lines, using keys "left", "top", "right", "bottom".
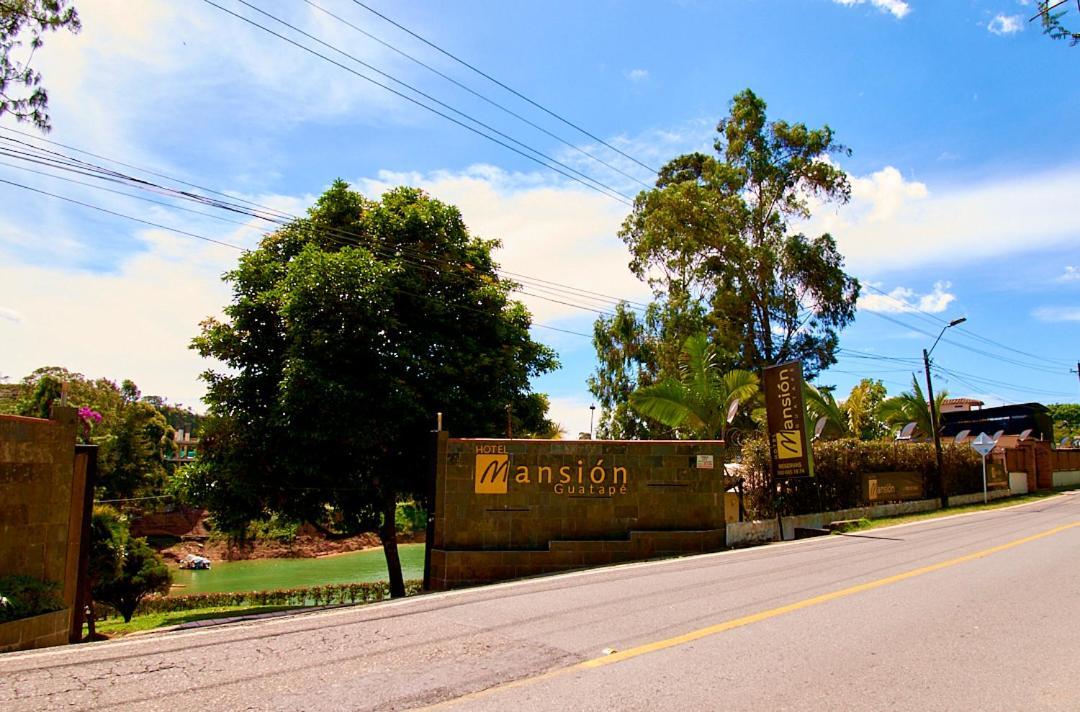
{"left": 763, "top": 360, "right": 815, "bottom": 479}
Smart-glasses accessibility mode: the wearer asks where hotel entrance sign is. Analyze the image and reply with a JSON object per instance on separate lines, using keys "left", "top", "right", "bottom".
{"left": 762, "top": 361, "right": 814, "bottom": 479}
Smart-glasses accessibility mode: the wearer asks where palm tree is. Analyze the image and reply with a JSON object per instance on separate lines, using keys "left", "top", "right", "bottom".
{"left": 629, "top": 334, "right": 759, "bottom": 440}
{"left": 803, "top": 384, "right": 852, "bottom": 440}
{"left": 878, "top": 375, "right": 948, "bottom": 439}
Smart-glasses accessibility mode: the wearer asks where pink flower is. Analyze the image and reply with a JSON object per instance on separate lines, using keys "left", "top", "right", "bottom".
{"left": 78, "top": 407, "right": 103, "bottom": 424}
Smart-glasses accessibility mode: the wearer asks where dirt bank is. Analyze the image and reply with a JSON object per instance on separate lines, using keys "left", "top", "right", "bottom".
{"left": 135, "top": 510, "right": 426, "bottom": 562}
{"left": 161, "top": 530, "right": 425, "bottom": 562}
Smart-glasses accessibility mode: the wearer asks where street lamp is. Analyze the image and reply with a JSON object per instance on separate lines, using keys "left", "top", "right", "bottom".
{"left": 924, "top": 317, "right": 967, "bottom": 508}
{"left": 589, "top": 404, "right": 596, "bottom": 440}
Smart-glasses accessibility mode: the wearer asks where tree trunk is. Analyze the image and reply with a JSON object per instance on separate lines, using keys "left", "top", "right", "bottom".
{"left": 379, "top": 497, "right": 406, "bottom": 598}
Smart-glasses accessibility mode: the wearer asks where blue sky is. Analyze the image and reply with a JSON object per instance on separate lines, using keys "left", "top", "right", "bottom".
{"left": 1, "top": 0, "right": 1078, "bottom": 437}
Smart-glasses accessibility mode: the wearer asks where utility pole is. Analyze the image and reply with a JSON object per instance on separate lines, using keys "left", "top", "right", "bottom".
{"left": 924, "top": 348, "right": 947, "bottom": 508}
{"left": 924, "top": 317, "right": 967, "bottom": 509}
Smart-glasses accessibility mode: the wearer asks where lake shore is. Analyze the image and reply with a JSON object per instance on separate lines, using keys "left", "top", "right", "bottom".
{"left": 160, "top": 529, "right": 425, "bottom": 563}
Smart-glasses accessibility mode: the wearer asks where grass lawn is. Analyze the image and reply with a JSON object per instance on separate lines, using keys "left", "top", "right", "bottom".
{"left": 90, "top": 605, "right": 306, "bottom": 637}
{"left": 835, "top": 486, "right": 1080, "bottom": 534}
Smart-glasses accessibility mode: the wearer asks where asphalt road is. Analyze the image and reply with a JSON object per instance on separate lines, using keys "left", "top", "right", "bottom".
{"left": 4, "top": 493, "right": 1080, "bottom": 711}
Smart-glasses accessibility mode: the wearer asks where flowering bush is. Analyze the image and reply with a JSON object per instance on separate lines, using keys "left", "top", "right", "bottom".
{"left": 78, "top": 406, "right": 103, "bottom": 443}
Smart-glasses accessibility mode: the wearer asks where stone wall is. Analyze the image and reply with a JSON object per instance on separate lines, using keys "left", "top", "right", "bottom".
{"left": 727, "top": 489, "right": 1016, "bottom": 547}
{"left": 0, "top": 610, "right": 70, "bottom": 654}
{"left": 428, "top": 436, "right": 736, "bottom": 590}
{"left": 0, "top": 409, "right": 86, "bottom": 652}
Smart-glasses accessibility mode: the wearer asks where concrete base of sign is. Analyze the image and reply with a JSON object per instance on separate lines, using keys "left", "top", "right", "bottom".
{"left": 947, "top": 489, "right": 1013, "bottom": 507}
{"left": 1052, "top": 470, "right": 1080, "bottom": 488}
{"left": 727, "top": 490, "right": 1016, "bottom": 546}
{"left": 428, "top": 528, "right": 726, "bottom": 590}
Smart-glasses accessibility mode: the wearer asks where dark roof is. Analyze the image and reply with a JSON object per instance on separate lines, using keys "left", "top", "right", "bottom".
{"left": 940, "top": 402, "right": 1053, "bottom": 440}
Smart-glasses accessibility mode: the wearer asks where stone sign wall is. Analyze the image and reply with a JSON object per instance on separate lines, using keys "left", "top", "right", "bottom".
{"left": 428, "top": 435, "right": 736, "bottom": 590}
{"left": 0, "top": 408, "right": 88, "bottom": 652}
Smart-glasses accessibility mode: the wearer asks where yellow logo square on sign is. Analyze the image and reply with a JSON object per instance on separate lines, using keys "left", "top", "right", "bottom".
{"left": 775, "top": 430, "right": 803, "bottom": 459}
{"left": 474, "top": 454, "right": 509, "bottom": 494}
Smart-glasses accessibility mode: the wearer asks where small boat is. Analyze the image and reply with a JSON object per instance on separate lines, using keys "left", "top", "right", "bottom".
{"left": 178, "top": 554, "right": 212, "bottom": 570}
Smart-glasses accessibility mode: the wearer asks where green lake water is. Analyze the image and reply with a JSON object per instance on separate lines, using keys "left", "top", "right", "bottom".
{"left": 168, "top": 544, "right": 426, "bottom": 596}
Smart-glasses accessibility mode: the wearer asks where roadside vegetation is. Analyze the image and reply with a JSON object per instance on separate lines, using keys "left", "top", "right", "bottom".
{"left": 90, "top": 605, "right": 303, "bottom": 637}
{"left": 832, "top": 486, "right": 1080, "bottom": 534}
{"left": 2, "top": 85, "right": 1078, "bottom": 638}
{"left": 90, "top": 580, "right": 424, "bottom": 637}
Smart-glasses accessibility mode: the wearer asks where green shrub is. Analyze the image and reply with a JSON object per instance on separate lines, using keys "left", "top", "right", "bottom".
{"left": 246, "top": 514, "right": 301, "bottom": 542}
{"left": 90, "top": 505, "right": 173, "bottom": 622}
{"left": 0, "top": 575, "right": 63, "bottom": 623}
{"left": 740, "top": 436, "right": 983, "bottom": 518}
{"left": 93, "top": 580, "right": 424, "bottom": 619}
{"left": 395, "top": 501, "right": 427, "bottom": 534}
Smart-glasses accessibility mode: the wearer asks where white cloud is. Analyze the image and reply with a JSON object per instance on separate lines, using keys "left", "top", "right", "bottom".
{"left": 545, "top": 395, "right": 599, "bottom": 441}
{"left": 625, "top": 69, "right": 650, "bottom": 82}
{"left": 859, "top": 281, "right": 957, "bottom": 314}
{"left": 355, "top": 165, "right": 650, "bottom": 322}
{"left": 0, "top": 307, "right": 23, "bottom": 323}
{"left": 988, "top": 14, "right": 1024, "bottom": 35}
{"left": 0, "top": 230, "right": 232, "bottom": 409}
{"left": 1059, "top": 266, "right": 1080, "bottom": 283}
{"left": 849, "top": 166, "right": 929, "bottom": 223}
{"left": 833, "top": 0, "right": 911, "bottom": 19}
{"left": 805, "top": 164, "right": 1080, "bottom": 275}
{"left": 30, "top": 0, "right": 411, "bottom": 170}
{"left": 0, "top": 165, "right": 646, "bottom": 410}
{"left": 1033, "top": 306, "right": 1080, "bottom": 322}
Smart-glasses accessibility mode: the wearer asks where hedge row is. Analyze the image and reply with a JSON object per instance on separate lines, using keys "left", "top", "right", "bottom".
{"left": 739, "top": 437, "right": 984, "bottom": 518}
{"left": 94, "top": 580, "right": 424, "bottom": 619}
{"left": 0, "top": 575, "right": 63, "bottom": 623}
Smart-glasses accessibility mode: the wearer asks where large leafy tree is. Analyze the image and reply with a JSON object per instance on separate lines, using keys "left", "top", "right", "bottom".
{"left": 844, "top": 378, "right": 889, "bottom": 440}
{"left": 1047, "top": 403, "right": 1080, "bottom": 444}
{"left": 1, "top": 0, "right": 81, "bottom": 132}
{"left": 1037, "top": 1, "right": 1080, "bottom": 46}
{"left": 879, "top": 375, "right": 948, "bottom": 440}
{"left": 97, "top": 400, "right": 171, "bottom": 500}
{"left": 592, "top": 89, "right": 859, "bottom": 436}
{"left": 804, "top": 384, "right": 851, "bottom": 440}
{"left": 629, "top": 334, "right": 759, "bottom": 440}
{"left": 11, "top": 367, "right": 174, "bottom": 498}
{"left": 88, "top": 506, "right": 171, "bottom": 624}
{"left": 189, "top": 181, "right": 557, "bottom": 597}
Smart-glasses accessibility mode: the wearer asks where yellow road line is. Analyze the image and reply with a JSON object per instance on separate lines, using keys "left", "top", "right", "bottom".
{"left": 424, "top": 521, "right": 1080, "bottom": 709}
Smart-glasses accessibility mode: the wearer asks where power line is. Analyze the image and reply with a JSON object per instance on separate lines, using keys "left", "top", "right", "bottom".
{"left": 834, "top": 347, "right": 1076, "bottom": 400}
{"left": 933, "top": 365, "right": 1078, "bottom": 400}
{"left": 0, "top": 174, "right": 602, "bottom": 338}
{"left": 349, "top": 0, "right": 659, "bottom": 176}
{"left": 0, "top": 126, "right": 295, "bottom": 221}
{"left": 0, "top": 132, "right": 644, "bottom": 314}
{"left": 0, "top": 159, "right": 267, "bottom": 233}
{"left": 0, "top": 176, "right": 248, "bottom": 250}
{"left": 301, "top": 0, "right": 653, "bottom": 191}
{"left": 860, "top": 282, "right": 1073, "bottom": 369}
{"left": 858, "top": 309, "right": 1068, "bottom": 376}
{"left": 200, "top": 0, "right": 633, "bottom": 206}
{"left": 231, "top": 0, "right": 636, "bottom": 204}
